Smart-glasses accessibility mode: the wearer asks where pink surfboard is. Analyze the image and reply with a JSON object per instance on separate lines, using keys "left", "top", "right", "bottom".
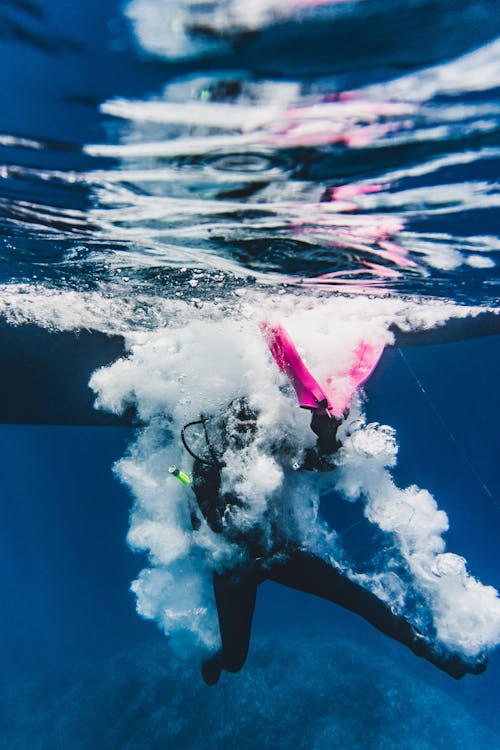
{"left": 261, "top": 323, "right": 384, "bottom": 417}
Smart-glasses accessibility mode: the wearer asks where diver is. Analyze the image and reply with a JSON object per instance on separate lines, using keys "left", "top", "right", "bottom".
{"left": 183, "top": 398, "right": 487, "bottom": 686}
{"left": 180, "top": 325, "right": 487, "bottom": 685}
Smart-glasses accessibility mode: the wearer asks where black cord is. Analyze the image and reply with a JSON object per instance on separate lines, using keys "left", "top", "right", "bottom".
{"left": 201, "top": 415, "right": 220, "bottom": 465}
{"left": 181, "top": 417, "right": 220, "bottom": 467}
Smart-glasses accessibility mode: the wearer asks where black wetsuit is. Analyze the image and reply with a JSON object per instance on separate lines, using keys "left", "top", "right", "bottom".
{"left": 190, "top": 408, "right": 485, "bottom": 684}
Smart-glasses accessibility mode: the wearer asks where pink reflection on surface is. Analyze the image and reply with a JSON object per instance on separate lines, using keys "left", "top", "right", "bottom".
{"left": 284, "top": 179, "right": 420, "bottom": 293}
{"left": 262, "top": 98, "right": 411, "bottom": 149}
{"left": 288, "top": 195, "right": 414, "bottom": 264}
{"left": 255, "top": 84, "right": 418, "bottom": 291}
{"left": 325, "top": 184, "right": 383, "bottom": 201}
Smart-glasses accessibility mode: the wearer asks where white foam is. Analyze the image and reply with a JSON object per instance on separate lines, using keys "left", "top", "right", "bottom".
{"left": 334, "top": 418, "right": 500, "bottom": 655}
{"left": 0, "top": 281, "right": 496, "bottom": 335}
{"left": 85, "top": 293, "right": 500, "bottom": 657}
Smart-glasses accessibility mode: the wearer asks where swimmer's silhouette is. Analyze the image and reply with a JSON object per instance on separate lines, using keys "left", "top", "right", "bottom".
{"left": 187, "top": 328, "right": 488, "bottom": 686}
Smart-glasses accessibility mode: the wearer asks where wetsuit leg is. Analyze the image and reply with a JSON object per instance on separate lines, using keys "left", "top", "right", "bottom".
{"left": 266, "top": 548, "right": 485, "bottom": 678}
{"left": 213, "top": 569, "right": 259, "bottom": 674}
{"left": 267, "top": 549, "right": 415, "bottom": 643}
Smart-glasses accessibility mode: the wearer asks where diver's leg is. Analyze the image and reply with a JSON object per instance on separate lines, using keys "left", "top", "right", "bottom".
{"left": 201, "top": 651, "right": 223, "bottom": 686}
{"left": 268, "top": 549, "right": 413, "bottom": 639}
{"left": 267, "top": 549, "right": 486, "bottom": 679}
{"left": 208, "top": 569, "right": 259, "bottom": 678}
{"left": 202, "top": 568, "right": 258, "bottom": 685}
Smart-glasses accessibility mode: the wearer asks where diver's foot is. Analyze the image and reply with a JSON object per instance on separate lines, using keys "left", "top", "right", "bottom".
{"left": 428, "top": 650, "right": 486, "bottom": 680}
{"left": 201, "top": 653, "right": 222, "bottom": 686}
{"left": 462, "top": 651, "right": 488, "bottom": 676}
{"left": 411, "top": 634, "right": 488, "bottom": 679}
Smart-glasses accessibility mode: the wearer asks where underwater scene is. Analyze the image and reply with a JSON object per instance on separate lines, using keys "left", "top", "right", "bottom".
{"left": 1, "top": 0, "right": 499, "bottom": 747}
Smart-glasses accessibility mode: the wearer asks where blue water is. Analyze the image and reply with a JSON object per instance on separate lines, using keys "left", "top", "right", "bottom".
{"left": 1, "top": 1, "right": 499, "bottom": 747}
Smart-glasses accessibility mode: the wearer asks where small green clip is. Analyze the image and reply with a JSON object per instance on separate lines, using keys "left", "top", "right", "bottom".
{"left": 169, "top": 465, "right": 192, "bottom": 486}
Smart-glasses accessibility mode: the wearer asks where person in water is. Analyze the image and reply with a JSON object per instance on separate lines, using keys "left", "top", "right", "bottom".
{"left": 187, "top": 397, "right": 487, "bottom": 686}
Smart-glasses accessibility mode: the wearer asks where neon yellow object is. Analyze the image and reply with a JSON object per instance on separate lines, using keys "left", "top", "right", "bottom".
{"left": 169, "top": 465, "right": 192, "bottom": 486}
